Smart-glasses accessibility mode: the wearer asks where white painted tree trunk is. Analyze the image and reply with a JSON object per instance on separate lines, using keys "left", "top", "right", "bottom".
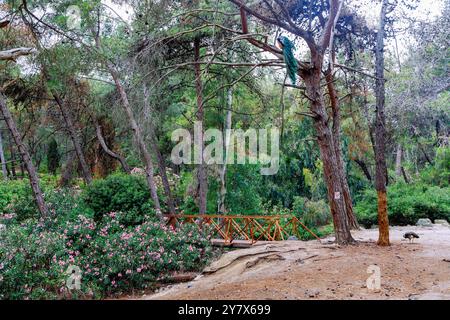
{"left": 395, "top": 144, "right": 402, "bottom": 177}
{"left": 218, "top": 87, "right": 233, "bottom": 214}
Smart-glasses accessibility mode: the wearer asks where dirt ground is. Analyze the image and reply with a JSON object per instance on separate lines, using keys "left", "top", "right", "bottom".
{"left": 141, "top": 224, "right": 450, "bottom": 300}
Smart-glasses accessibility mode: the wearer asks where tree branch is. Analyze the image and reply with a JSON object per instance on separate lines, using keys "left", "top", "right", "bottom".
{"left": 0, "top": 47, "right": 36, "bottom": 61}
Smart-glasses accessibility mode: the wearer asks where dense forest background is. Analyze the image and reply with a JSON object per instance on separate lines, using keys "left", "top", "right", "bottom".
{"left": 0, "top": 0, "right": 448, "bottom": 299}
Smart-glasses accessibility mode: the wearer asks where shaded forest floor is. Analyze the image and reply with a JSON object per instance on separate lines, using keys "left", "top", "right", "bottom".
{"left": 139, "top": 225, "right": 450, "bottom": 300}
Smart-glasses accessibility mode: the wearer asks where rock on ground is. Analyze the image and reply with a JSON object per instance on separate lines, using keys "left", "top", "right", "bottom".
{"left": 434, "top": 219, "right": 449, "bottom": 226}
{"left": 416, "top": 218, "right": 433, "bottom": 227}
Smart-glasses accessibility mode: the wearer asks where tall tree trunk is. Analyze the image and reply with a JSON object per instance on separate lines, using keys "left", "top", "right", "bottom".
{"left": 194, "top": 37, "right": 208, "bottom": 215}
{"left": 59, "top": 150, "right": 76, "bottom": 187}
{"left": 303, "top": 70, "right": 354, "bottom": 244}
{"left": 0, "top": 93, "right": 48, "bottom": 216}
{"left": 53, "top": 94, "right": 93, "bottom": 184}
{"left": 374, "top": 0, "right": 390, "bottom": 246}
{"left": 326, "top": 71, "right": 359, "bottom": 229}
{"left": 94, "top": 119, "right": 131, "bottom": 174}
{"left": 0, "top": 128, "right": 8, "bottom": 180}
{"left": 143, "top": 85, "right": 176, "bottom": 215}
{"left": 218, "top": 87, "right": 233, "bottom": 214}
{"left": 395, "top": 144, "right": 402, "bottom": 177}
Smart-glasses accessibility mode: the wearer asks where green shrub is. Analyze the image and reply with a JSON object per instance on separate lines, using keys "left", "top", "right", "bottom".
{"left": 0, "top": 213, "right": 212, "bottom": 299}
{"left": 355, "top": 182, "right": 450, "bottom": 227}
{"left": 0, "top": 176, "right": 58, "bottom": 221}
{"left": 81, "top": 173, "right": 156, "bottom": 224}
{"left": 293, "top": 196, "right": 331, "bottom": 227}
{"left": 420, "top": 147, "right": 450, "bottom": 187}
{"left": 179, "top": 196, "right": 199, "bottom": 214}
{"left": 0, "top": 179, "right": 35, "bottom": 218}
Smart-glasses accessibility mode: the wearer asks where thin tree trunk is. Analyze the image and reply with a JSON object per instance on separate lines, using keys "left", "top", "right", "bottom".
{"left": 53, "top": 94, "right": 93, "bottom": 184}
{"left": 418, "top": 143, "right": 433, "bottom": 165}
{"left": 143, "top": 85, "right": 176, "bottom": 215}
{"left": 395, "top": 144, "right": 402, "bottom": 177}
{"left": 0, "top": 93, "right": 48, "bottom": 216}
{"left": 354, "top": 159, "right": 372, "bottom": 181}
{"left": 374, "top": 0, "right": 390, "bottom": 246}
{"left": 218, "top": 87, "right": 233, "bottom": 214}
{"left": 303, "top": 71, "right": 354, "bottom": 245}
{"left": 194, "top": 37, "right": 208, "bottom": 215}
{"left": 0, "top": 128, "right": 8, "bottom": 180}
{"left": 94, "top": 119, "right": 131, "bottom": 174}
{"left": 326, "top": 71, "right": 359, "bottom": 229}
{"left": 8, "top": 140, "right": 16, "bottom": 178}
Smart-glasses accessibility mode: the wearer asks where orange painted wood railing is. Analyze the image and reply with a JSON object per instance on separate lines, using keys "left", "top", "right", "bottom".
{"left": 165, "top": 214, "right": 321, "bottom": 244}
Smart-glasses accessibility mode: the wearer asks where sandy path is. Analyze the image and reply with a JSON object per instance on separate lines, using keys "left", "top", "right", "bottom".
{"left": 142, "top": 225, "right": 450, "bottom": 300}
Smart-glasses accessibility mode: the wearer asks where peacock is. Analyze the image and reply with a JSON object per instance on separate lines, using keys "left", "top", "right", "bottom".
{"left": 403, "top": 232, "right": 420, "bottom": 243}
{"left": 276, "top": 36, "right": 298, "bottom": 85}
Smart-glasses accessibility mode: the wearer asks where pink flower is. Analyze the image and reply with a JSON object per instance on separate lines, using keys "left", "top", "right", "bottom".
{"left": 137, "top": 268, "right": 142, "bottom": 273}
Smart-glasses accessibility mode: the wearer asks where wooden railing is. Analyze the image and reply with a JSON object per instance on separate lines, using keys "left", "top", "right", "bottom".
{"left": 166, "top": 214, "right": 321, "bottom": 244}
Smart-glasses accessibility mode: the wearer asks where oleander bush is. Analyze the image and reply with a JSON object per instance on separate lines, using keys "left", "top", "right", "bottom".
{"left": 0, "top": 213, "right": 212, "bottom": 300}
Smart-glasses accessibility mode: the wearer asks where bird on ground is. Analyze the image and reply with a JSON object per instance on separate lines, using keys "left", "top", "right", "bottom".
{"left": 403, "top": 232, "right": 420, "bottom": 243}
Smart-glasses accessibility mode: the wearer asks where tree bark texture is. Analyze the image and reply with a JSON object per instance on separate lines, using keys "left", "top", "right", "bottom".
{"left": 302, "top": 69, "right": 354, "bottom": 244}
{"left": 326, "top": 71, "right": 359, "bottom": 229}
